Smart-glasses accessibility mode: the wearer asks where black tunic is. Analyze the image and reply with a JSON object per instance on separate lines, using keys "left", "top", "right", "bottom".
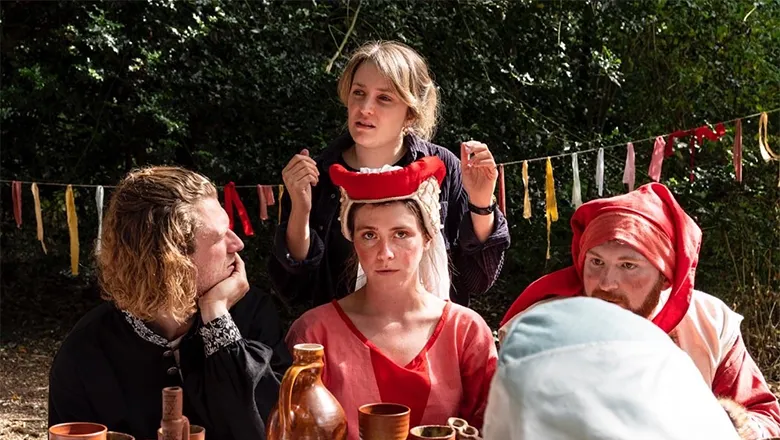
{"left": 48, "top": 287, "right": 292, "bottom": 440}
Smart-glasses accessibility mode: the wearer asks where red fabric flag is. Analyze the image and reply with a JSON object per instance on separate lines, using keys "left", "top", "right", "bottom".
{"left": 224, "top": 182, "right": 255, "bottom": 237}
{"left": 12, "top": 181, "right": 22, "bottom": 228}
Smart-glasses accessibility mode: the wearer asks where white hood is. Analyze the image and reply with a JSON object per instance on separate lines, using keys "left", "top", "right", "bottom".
{"left": 483, "top": 297, "right": 740, "bottom": 440}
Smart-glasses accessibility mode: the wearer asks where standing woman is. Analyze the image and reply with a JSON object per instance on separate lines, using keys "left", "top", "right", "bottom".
{"left": 269, "top": 40, "right": 510, "bottom": 306}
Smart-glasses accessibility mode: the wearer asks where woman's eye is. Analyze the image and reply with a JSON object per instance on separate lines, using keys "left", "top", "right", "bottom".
{"left": 395, "top": 231, "right": 408, "bottom": 239}
{"left": 361, "top": 231, "right": 375, "bottom": 240}
{"left": 622, "top": 262, "right": 637, "bottom": 270}
{"left": 590, "top": 258, "right": 603, "bottom": 266}
{"left": 379, "top": 95, "right": 392, "bottom": 102}
{"left": 352, "top": 89, "right": 364, "bottom": 96}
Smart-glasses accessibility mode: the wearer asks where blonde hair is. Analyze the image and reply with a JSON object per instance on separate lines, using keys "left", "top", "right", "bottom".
{"left": 97, "top": 166, "right": 217, "bottom": 323}
{"left": 338, "top": 40, "right": 439, "bottom": 141}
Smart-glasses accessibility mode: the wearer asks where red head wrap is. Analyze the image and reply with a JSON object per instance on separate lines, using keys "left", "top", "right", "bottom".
{"left": 501, "top": 183, "right": 702, "bottom": 333}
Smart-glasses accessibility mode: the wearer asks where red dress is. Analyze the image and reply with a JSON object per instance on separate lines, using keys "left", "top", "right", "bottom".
{"left": 286, "top": 300, "right": 497, "bottom": 440}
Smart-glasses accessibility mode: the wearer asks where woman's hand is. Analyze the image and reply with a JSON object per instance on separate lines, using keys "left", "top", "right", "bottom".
{"left": 282, "top": 149, "right": 319, "bottom": 214}
{"left": 460, "top": 140, "right": 497, "bottom": 208}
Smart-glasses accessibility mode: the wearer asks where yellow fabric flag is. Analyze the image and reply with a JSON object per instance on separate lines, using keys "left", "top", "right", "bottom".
{"left": 758, "top": 112, "right": 778, "bottom": 162}
{"left": 65, "top": 185, "right": 79, "bottom": 275}
{"left": 522, "top": 160, "right": 531, "bottom": 219}
{"left": 277, "top": 185, "right": 285, "bottom": 225}
{"left": 31, "top": 183, "right": 47, "bottom": 254}
{"left": 545, "top": 158, "right": 559, "bottom": 260}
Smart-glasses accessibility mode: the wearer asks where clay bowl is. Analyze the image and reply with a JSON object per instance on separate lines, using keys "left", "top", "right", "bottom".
{"left": 409, "top": 425, "right": 456, "bottom": 440}
{"left": 358, "top": 403, "right": 410, "bottom": 440}
{"left": 49, "top": 422, "right": 108, "bottom": 440}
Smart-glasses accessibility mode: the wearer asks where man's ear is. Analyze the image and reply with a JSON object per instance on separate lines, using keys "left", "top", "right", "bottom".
{"left": 662, "top": 277, "right": 672, "bottom": 290}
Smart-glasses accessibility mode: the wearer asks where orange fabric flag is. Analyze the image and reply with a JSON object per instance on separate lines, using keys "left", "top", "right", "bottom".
{"left": 65, "top": 185, "right": 79, "bottom": 275}
{"left": 545, "top": 158, "right": 559, "bottom": 259}
{"left": 31, "top": 183, "right": 47, "bottom": 254}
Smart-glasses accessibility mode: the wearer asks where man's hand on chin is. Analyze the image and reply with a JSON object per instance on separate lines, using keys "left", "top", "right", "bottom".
{"left": 198, "top": 253, "right": 250, "bottom": 323}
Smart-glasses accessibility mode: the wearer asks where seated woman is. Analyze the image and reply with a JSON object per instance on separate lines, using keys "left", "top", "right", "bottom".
{"left": 286, "top": 156, "right": 497, "bottom": 439}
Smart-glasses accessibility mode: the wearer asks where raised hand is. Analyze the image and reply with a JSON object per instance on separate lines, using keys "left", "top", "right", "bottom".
{"left": 282, "top": 149, "right": 319, "bottom": 214}
{"left": 460, "top": 140, "right": 498, "bottom": 208}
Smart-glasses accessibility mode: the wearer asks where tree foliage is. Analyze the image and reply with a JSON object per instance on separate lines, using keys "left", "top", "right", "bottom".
{"left": 1, "top": 0, "right": 778, "bottom": 374}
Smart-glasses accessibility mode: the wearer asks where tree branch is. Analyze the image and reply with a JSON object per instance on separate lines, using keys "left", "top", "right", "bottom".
{"left": 325, "top": 1, "right": 362, "bottom": 74}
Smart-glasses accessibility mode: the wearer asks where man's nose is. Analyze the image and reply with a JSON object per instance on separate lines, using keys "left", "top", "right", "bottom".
{"left": 228, "top": 230, "right": 244, "bottom": 253}
{"left": 598, "top": 267, "right": 619, "bottom": 291}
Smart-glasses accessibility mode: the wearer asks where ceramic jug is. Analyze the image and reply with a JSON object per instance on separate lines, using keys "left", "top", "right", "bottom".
{"left": 266, "top": 343, "right": 347, "bottom": 440}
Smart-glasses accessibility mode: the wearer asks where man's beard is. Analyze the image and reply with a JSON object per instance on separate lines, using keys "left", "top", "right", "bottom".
{"left": 589, "top": 276, "right": 666, "bottom": 319}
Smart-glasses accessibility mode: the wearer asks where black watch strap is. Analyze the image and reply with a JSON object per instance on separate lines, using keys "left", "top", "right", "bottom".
{"left": 468, "top": 197, "right": 497, "bottom": 215}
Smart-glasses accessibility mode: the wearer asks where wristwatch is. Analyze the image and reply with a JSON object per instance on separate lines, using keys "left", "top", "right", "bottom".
{"left": 468, "top": 195, "right": 497, "bottom": 215}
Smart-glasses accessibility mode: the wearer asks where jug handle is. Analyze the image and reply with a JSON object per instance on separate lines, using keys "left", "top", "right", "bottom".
{"left": 279, "top": 361, "right": 322, "bottom": 436}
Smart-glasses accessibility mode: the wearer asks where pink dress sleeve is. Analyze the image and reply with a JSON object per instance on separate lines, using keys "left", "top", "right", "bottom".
{"left": 457, "top": 318, "right": 498, "bottom": 429}
{"left": 712, "top": 334, "right": 780, "bottom": 437}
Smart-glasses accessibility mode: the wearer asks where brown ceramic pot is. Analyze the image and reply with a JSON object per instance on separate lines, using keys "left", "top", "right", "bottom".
{"left": 106, "top": 432, "right": 135, "bottom": 440}
{"left": 409, "top": 425, "right": 456, "bottom": 440}
{"left": 266, "top": 343, "right": 347, "bottom": 440}
{"left": 49, "top": 422, "right": 108, "bottom": 440}
{"left": 357, "top": 403, "right": 410, "bottom": 440}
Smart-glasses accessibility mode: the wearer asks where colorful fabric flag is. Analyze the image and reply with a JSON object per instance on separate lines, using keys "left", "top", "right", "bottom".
{"left": 622, "top": 143, "right": 636, "bottom": 192}
{"left": 596, "top": 148, "right": 605, "bottom": 197}
{"left": 258, "top": 185, "right": 269, "bottom": 221}
{"left": 758, "top": 112, "right": 778, "bottom": 161}
{"left": 497, "top": 164, "right": 507, "bottom": 217}
{"left": 572, "top": 153, "right": 583, "bottom": 208}
{"left": 12, "top": 180, "right": 22, "bottom": 228}
{"left": 522, "top": 161, "right": 531, "bottom": 219}
{"left": 223, "top": 182, "right": 255, "bottom": 236}
{"left": 31, "top": 183, "right": 47, "bottom": 253}
{"left": 545, "top": 158, "right": 559, "bottom": 260}
{"left": 65, "top": 185, "right": 79, "bottom": 275}
{"left": 95, "top": 186, "right": 104, "bottom": 253}
{"left": 733, "top": 119, "right": 742, "bottom": 183}
{"left": 278, "top": 185, "right": 284, "bottom": 225}
{"left": 264, "top": 185, "right": 276, "bottom": 205}
{"left": 648, "top": 136, "right": 666, "bottom": 182}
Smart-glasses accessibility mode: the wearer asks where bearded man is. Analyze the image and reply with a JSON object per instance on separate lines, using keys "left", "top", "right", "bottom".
{"left": 500, "top": 183, "right": 780, "bottom": 438}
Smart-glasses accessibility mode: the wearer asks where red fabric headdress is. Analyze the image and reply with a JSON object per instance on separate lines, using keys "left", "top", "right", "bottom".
{"left": 501, "top": 183, "right": 702, "bottom": 333}
{"left": 329, "top": 156, "right": 446, "bottom": 241}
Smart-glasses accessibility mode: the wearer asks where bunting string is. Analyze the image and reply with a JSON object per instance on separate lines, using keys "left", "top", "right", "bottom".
{"left": 2, "top": 108, "right": 777, "bottom": 191}
{"left": 1, "top": 108, "right": 777, "bottom": 272}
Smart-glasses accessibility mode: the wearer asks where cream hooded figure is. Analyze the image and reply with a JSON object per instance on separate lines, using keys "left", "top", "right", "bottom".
{"left": 483, "top": 297, "right": 741, "bottom": 440}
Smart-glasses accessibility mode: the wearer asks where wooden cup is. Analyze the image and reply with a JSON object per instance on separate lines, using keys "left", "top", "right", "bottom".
{"left": 358, "top": 403, "right": 410, "bottom": 440}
